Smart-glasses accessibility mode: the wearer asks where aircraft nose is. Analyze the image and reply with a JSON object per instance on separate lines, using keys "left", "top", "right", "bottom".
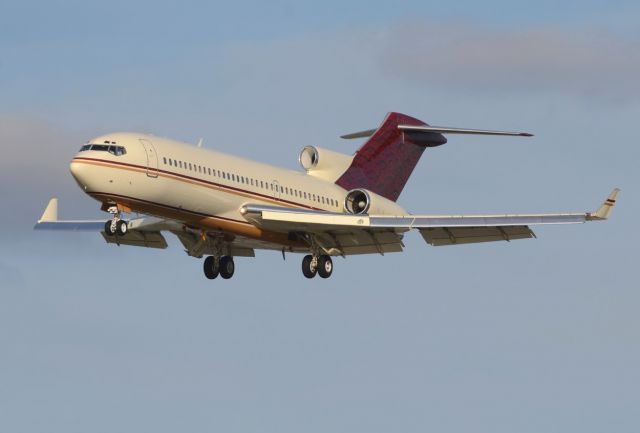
{"left": 69, "top": 160, "right": 90, "bottom": 191}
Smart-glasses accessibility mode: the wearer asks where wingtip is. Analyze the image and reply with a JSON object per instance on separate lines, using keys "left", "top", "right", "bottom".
{"left": 590, "top": 188, "right": 620, "bottom": 220}
{"left": 38, "top": 197, "right": 59, "bottom": 223}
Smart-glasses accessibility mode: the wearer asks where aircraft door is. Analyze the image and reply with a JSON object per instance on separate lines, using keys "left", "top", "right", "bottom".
{"left": 139, "top": 139, "right": 159, "bottom": 178}
{"left": 271, "top": 180, "right": 281, "bottom": 201}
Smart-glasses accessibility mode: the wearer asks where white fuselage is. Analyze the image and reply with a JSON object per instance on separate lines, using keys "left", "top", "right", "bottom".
{"left": 69, "top": 132, "right": 406, "bottom": 247}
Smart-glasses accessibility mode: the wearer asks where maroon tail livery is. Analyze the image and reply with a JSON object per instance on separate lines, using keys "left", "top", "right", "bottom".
{"left": 335, "top": 112, "right": 446, "bottom": 202}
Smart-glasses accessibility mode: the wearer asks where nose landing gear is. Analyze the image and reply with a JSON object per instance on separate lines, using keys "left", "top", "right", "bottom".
{"left": 103, "top": 206, "right": 128, "bottom": 236}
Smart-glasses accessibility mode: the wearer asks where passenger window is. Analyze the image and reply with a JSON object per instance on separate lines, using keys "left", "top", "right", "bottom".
{"left": 163, "top": 157, "right": 167, "bottom": 164}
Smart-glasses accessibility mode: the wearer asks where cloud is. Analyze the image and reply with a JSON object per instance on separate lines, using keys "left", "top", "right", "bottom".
{"left": 378, "top": 21, "right": 640, "bottom": 101}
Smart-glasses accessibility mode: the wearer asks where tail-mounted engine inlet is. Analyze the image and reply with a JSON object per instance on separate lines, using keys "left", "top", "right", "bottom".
{"left": 344, "top": 189, "right": 371, "bottom": 214}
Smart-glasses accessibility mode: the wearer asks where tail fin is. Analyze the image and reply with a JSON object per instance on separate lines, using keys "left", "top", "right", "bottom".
{"left": 335, "top": 112, "right": 445, "bottom": 201}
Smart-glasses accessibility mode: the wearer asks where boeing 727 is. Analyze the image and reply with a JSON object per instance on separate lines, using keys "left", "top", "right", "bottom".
{"left": 35, "top": 112, "right": 619, "bottom": 280}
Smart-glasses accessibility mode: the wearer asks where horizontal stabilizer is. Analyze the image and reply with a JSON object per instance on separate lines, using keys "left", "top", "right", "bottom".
{"left": 341, "top": 124, "right": 533, "bottom": 139}
{"left": 398, "top": 124, "right": 533, "bottom": 137}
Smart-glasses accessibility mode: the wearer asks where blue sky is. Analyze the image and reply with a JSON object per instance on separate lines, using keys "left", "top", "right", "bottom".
{"left": 1, "top": 1, "right": 639, "bottom": 432}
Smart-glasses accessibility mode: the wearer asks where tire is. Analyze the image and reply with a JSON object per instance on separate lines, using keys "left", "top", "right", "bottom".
{"left": 302, "top": 255, "right": 317, "bottom": 279}
{"left": 317, "top": 255, "right": 333, "bottom": 279}
{"left": 219, "top": 256, "right": 235, "bottom": 279}
{"left": 203, "top": 256, "right": 219, "bottom": 280}
{"left": 104, "top": 220, "right": 116, "bottom": 236}
{"left": 116, "top": 220, "right": 128, "bottom": 236}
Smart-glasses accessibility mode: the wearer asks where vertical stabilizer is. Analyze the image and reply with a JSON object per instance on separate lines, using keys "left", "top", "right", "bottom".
{"left": 335, "top": 112, "right": 445, "bottom": 201}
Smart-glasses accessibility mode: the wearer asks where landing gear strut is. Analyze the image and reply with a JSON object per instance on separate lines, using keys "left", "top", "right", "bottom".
{"left": 203, "top": 255, "right": 235, "bottom": 280}
{"left": 302, "top": 254, "right": 333, "bottom": 279}
{"left": 103, "top": 206, "right": 128, "bottom": 236}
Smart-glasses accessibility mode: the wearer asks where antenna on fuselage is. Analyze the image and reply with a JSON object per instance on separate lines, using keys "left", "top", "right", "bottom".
{"left": 196, "top": 138, "right": 204, "bottom": 148}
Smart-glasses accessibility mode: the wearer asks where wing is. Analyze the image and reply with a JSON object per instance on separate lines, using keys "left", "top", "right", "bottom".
{"left": 241, "top": 189, "right": 620, "bottom": 253}
{"left": 34, "top": 198, "right": 172, "bottom": 249}
{"left": 34, "top": 198, "right": 263, "bottom": 256}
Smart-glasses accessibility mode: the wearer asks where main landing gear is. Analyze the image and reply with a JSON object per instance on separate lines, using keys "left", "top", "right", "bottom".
{"left": 301, "top": 254, "right": 333, "bottom": 279}
{"left": 203, "top": 255, "right": 235, "bottom": 280}
{"left": 103, "top": 206, "right": 128, "bottom": 236}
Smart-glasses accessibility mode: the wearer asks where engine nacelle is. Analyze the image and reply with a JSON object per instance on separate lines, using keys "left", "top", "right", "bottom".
{"left": 299, "top": 146, "right": 353, "bottom": 182}
{"left": 343, "top": 188, "right": 406, "bottom": 215}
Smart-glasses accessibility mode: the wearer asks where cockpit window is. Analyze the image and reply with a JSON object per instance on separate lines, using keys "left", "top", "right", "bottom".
{"left": 108, "top": 146, "right": 126, "bottom": 156}
{"left": 78, "top": 144, "right": 127, "bottom": 156}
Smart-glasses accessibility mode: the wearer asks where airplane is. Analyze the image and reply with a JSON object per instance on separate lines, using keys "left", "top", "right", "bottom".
{"left": 34, "top": 112, "right": 619, "bottom": 280}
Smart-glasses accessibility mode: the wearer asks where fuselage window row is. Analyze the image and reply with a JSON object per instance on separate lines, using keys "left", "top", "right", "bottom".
{"left": 162, "top": 155, "right": 339, "bottom": 209}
